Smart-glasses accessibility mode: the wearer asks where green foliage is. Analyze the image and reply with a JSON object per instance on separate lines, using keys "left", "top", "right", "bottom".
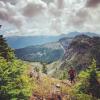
{"left": 62, "top": 71, "right": 66, "bottom": 79}
{"left": 74, "top": 59, "right": 100, "bottom": 99}
{"left": 0, "top": 35, "right": 32, "bottom": 100}
{"left": 42, "top": 63, "right": 47, "bottom": 74}
{"left": 0, "top": 58, "right": 32, "bottom": 100}
{"left": 0, "top": 35, "right": 15, "bottom": 61}
{"left": 60, "top": 71, "right": 67, "bottom": 80}
{"left": 34, "top": 67, "right": 40, "bottom": 72}
{"left": 74, "top": 93, "right": 93, "bottom": 100}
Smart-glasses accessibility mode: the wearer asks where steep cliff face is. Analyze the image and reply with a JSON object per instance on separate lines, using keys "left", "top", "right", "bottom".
{"left": 60, "top": 35, "right": 100, "bottom": 71}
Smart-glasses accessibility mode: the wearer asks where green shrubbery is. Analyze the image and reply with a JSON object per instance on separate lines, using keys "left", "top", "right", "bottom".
{"left": 0, "top": 35, "right": 32, "bottom": 100}
{"left": 73, "top": 59, "right": 100, "bottom": 99}
{"left": 0, "top": 57, "right": 33, "bottom": 100}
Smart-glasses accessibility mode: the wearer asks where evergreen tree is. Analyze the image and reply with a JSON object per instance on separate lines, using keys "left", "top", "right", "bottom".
{"left": 0, "top": 58, "right": 32, "bottom": 100}
{"left": 0, "top": 35, "right": 32, "bottom": 100}
{"left": 76, "top": 59, "right": 100, "bottom": 99}
{"left": 0, "top": 35, "right": 15, "bottom": 61}
{"left": 42, "top": 63, "right": 47, "bottom": 74}
{"left": 62, "top": 71, "right": 67, "bottom": 79}
{"left": 87, "top": 59, "right": 100, "bottom": 98}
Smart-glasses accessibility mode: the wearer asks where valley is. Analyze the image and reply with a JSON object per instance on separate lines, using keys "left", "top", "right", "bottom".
{"left": 14, "top": 33, "right": 100, "bottom": 77}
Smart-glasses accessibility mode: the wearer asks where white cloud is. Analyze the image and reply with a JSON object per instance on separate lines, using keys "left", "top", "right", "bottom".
{"left": 86, "top": 0, "right": 100, "bottom": 7}
{"left": 22, "top": 0, "right": 47, "bottom": 17}
{"left": 0, "top": 0, "right": 100, "bottom": 36}
{"left": 0, "top": 1, "right": 25, "bottom": 28}
{"left": 55, "top": 0, "right": 65, "bottom": 9}
{"left": 0, "top": 0, "right": 18, "bottom": 5}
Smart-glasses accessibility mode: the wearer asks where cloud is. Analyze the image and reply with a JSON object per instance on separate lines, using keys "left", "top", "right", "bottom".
{"left": 42, "top": 0, "right": 54, "bottom": 4}
{"left": 67, "top": 8, "right": 89, "bottom": 27}
{"left": 0, "top": 0, "right": 48, "bottom": 30}
{"left": 48, "top": 0, "right": 65, "bottom": 17}
{"left": 22, "top": 0, "right": 47, "bottom": 17}
{"left": 86, "top": 0, "right": 100, "bottom": 7}
{"left": 0, "top": 1, "right": 24, "bottom": 28}
{"left": 55, "top": 0, "right": 65, "bottom": 9}
{"left": 0, "top": 1, "right": 5, "bottom": 7}
{"left": 0, "top": 0, "right": 100, "bottom": 36}
{"left": 49, "top": 3, "right": 61, "bottom": 17}
{"left": 0, "top": 0, "right": 18, "bottom": 5}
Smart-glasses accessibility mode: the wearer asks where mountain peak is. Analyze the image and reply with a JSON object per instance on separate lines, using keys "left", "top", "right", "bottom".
{"left": 66, "top": 32, "right": 99, "bottom": 37}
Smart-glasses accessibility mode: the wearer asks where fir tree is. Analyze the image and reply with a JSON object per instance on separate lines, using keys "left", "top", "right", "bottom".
{"left": 0, "top": 35, "right": 15, "bottom": 61}
{"left": 42, "top": 63, "right": 47, "bottom": 74}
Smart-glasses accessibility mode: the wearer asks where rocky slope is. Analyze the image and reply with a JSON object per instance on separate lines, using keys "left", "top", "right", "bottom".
{"left": 60, "top": 35, "right": 100, "bottom": 72}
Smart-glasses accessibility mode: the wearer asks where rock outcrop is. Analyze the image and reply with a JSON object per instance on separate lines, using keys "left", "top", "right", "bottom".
{"left": 60, "top": 35, "right": 100, "bottom": 71}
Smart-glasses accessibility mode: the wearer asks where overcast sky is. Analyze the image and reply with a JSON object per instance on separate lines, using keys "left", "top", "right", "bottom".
{"left": 0, "top": 0, "right": 100, "bottom": 36}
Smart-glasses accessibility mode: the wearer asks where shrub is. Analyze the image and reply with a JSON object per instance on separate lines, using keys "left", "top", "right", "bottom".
{"left": 0, "top": 58, "right": 32, "bottom": 100}
{"left": 73, "top": 59, "right": 100, "bottom": 99}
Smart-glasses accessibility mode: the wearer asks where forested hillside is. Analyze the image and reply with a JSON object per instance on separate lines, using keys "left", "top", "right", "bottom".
{"left": 15, "top": 42, "right": 64, "bottom": 63}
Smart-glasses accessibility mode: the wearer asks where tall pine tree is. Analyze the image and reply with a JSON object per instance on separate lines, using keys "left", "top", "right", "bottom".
{"left": 0, "top": 35, "right": 32, "bottom": 100}
{"left": 0, "top": 35, "right": 15, "bottom": 61}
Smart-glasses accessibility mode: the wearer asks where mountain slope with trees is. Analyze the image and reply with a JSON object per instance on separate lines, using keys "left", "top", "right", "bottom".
{"left": 15, "top": 42, "right": 64, "bottom": 63}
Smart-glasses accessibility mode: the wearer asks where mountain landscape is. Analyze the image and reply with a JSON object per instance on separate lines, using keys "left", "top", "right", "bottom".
{"left": 14, "top": 32, "right": 100, "bottom": 65}
{"left": 1, "top": 32, "right": 100, "bottom": 100}
{"left": 1, "top": 0, "right": 100, "bottom": 99}
{"left": 28, "top": 34, "right": 100, "bottom": 79}
{"left": 6, "top": 32, "right": 99, "bottom": 49}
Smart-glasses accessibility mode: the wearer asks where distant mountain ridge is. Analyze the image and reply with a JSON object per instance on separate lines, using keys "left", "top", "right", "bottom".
{"left": 6, "top": 36, "right": 62, "bottom": 49}
{"left": 6, "top": 32, "right": 99, "bottom": 49}
{"left": 66, "top": 32, "right": 100, "bottom": 37}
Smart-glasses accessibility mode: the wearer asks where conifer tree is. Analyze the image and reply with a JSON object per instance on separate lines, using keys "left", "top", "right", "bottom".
{"left": 0, "top": 35, "right": 15, "bottom": 61}
{"left": 77, "top": 59, "right": 100, "bottom": 99}
{"left": 0, "top": 35, "right": 32, "bottom": 100}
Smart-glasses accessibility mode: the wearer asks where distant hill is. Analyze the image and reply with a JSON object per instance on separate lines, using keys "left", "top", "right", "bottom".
{"left": 15, "top": 42, "right": 64, "bottom": 63}
{"left": 6, "top": 36, "right": 62, "bottom": 49}
{"left": 66, "top": 32, "right": 100, "bottom": 37}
